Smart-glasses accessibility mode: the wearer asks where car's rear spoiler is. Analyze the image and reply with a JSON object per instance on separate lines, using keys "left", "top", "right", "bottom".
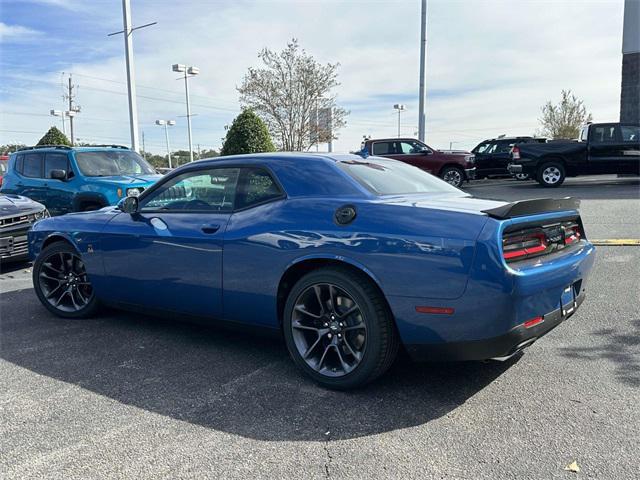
{"left": 482, "top": 197, "right": 580, "bottom": 219}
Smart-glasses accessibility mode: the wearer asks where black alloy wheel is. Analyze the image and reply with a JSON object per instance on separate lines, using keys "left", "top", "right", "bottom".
{"left": 283, "top": 267, "right": 399, "bottom": 389}
{"left": 33, "top": 242, "right": 99, "bottom": 318}
{"left": 440, "top": 166, "right": 464, "bottom": 188}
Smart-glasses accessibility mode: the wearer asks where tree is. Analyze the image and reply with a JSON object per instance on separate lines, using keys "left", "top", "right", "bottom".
{"left": 539, "top": 90, "right": 593, "bottom": 140}
{"left": 220, "top": 109, "right": 275, "bottom": 156}
{"left": 1, "top": 143, "right": 26, "bottom": 154}
{"left": 198, "top": 148, "right": 219, "bottom": 159}
{"left": 238, "top": 39, "right": 348, "bottom": 151}
{"left": 37, "top": 126, "right": 71, "bottom": 146}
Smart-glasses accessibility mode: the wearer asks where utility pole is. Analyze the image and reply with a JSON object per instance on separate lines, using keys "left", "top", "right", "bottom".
{"left": 172, "top": 64, "right": 199, "bottom": 162}
{"left": 141, "top": 130, "right": 146, "bottom": 158}
{"left": 418, "top": 0, "right": 427, "bottom": 142}
{"left": 109, "top": 1, "right": 156, "bottom": 153}
{"left": 64, "top": 75, "right": 80, "bottom": 145}
{"left": 394, "top": 104, "right": 406, "bottom": 137}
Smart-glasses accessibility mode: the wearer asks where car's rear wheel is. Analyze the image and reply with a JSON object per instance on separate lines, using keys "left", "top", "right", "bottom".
{"left": 283, "top": 267, "right": 399, "bottom": 390}
{"left": 440, "top": 166, "right": 464, "bottom": 188}
{"left": 514, "top": 172, "right": 530, "bottom": 181}
{"left": 33, "top": 242, "right": 99, "bottom": 318}
{"left": 536, "top": 162, "right": 565, "bottom": 187}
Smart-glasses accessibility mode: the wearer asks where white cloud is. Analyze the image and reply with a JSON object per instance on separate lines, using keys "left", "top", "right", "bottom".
{"left": 0, "top": 22, "right": 42, "bottom": 42}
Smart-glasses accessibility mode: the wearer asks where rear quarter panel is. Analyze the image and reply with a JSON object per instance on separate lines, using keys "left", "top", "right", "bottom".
{"left": 222, "top": 197, "right": 488, "bottom": 327}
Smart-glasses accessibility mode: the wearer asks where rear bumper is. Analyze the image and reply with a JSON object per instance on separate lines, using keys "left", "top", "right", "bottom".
{"left": 404, "top": 289, "right": 586, "bottom": 361}
{"left": 507, "top": 163, "right": 523, "bottom": 174}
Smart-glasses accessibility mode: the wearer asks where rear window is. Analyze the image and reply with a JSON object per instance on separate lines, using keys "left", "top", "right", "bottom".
{"left": 621, "top": 125, "right": 640, "bottom": 142}
{"left": 338, "top": 157, "right": 460, "bottom": 195}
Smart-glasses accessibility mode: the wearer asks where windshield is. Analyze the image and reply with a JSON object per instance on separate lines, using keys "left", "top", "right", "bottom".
{"left": 75, "top": 151, "right": 155, "bottom": 177}
{"left": 472, "top": 141, "right": 491, "bottom": 154}
{"left": 338, "top": 157, "right": 461, "bottom": 195}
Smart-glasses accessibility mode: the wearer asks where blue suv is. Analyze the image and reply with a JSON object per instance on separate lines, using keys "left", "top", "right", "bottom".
{"left": 0, "top": 145, "right": 162, "bottom": 215}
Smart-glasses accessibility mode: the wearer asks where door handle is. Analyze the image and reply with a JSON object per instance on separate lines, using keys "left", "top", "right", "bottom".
{"left": 201, "top": 224, "right": 220, "bottom": 234}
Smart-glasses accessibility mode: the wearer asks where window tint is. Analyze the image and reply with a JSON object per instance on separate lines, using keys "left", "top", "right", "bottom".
{"left": 14, "top": 155, "right": 23, "bottom": 174}
{"left": 372, "top": 142, "right": 393, "bottom": 155}
{"left": 141, "top": 168, "right": 240, "bottom": 212}
{"left": 495, "top": 142, "right": 516, "bottom": 154}
{"left": 592, "top": 125, "right": 618, "bottom": 144}
{"left": 22, "top": 153, "right": 43, "bottom": 178}
{"left": 339, "top": 158, "right": 461, "bottom": 195}
{"left": 621, "top": 126, "right": 640, "bottom": 142}
{"left": 473, "top": 142, "right": 492, "bottom": 154}
{"left": 398, "top": 141, "right": 425, "bottom": 154}
{"left": 45, "top": 153, "right": 69, "bottom": 178}
{"left": 237, "top": 168, "right": 283, "bottom": 209}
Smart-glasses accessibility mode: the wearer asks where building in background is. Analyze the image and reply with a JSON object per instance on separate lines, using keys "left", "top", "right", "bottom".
{"left": 621, "top": 0, "right": 639, "bottom": 123}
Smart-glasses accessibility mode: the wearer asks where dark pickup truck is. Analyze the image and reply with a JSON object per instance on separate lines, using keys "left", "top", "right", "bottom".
{"left": 508, "top": 122, "right": 640, "bottom": 187}
{"left": 361, "top": 138, "right": 475, "bottom": 188}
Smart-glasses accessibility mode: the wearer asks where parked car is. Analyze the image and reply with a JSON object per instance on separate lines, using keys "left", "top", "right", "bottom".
{"left": 1, "top": 145, "right": 162, "bottom": 215}
{"left": 361, "top": 138, "right": 475, "bottom": 188}
{"left": 1, "top": 193, "right": 48, "bottom": 262}
{"left": 29, "top": 152, "right": 595, "bottom": 389}
{"left": 0, "top": 154, "right": 9, "bottom": 187}
{"left": 472, "top": 136, "right": 546, "bottom": 179}
{"left": 508, "top": 122, "right": 640, "bottom": 187}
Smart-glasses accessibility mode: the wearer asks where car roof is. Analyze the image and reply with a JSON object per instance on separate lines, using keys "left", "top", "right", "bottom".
{"left": 14, "top": 145, "right": 131, "bottom": 154}
{"left": 365, "top": 138, "right": 420, "bottom": 143}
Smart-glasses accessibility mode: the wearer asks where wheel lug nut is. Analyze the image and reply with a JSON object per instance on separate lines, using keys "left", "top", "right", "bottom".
{"left": 338, "top": 334, "right": 342, "bottom": 338}
{"left": 327, "top": 333, "right": 332, "bottom": 339}
{"left": 324, "top": 323, "right": 328, "bottom": 327}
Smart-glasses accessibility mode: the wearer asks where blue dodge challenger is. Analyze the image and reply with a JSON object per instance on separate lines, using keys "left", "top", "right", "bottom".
{"left": 28, "top": 153, "right": 595, "bottom": 389}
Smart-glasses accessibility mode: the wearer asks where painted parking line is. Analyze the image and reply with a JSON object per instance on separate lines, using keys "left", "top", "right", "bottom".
{"left": 590, "top": 239, "right": 640, "bottom": 246}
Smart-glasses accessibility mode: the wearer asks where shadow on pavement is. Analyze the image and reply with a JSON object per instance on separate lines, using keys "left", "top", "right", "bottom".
{"left": 559, "top": 319, "right": 640, "bottom": 388}
{"left": 0, "top": 260, "right": 31, "bottom": 275}
{"left": 467, "top": 177, "right": 639, "bottom": 201}
{"left": 1, "top": 288, "right": 514, "bottom": 441}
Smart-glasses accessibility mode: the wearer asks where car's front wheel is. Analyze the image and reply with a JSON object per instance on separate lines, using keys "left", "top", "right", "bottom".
{"left": 440, "top": 166, "right": 465, "bottom": 188}
{"left": 283, "top": 267, "right": 399, "bottom": 389}
{"left": 33, "top": 241, "right": 100, "bottom": 318}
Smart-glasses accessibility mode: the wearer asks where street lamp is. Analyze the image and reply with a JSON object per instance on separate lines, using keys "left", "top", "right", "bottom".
{"left": 393, "top": 104, "right": 406, "bottom": 138}
{"left": 172, "top": 63, "right": 199, "bottom": 162}
{"left": 155, "top": 119, "right": 176, "bottom": 168}
{"left": 50, "top": 109, "right": 67, "bottom": 136}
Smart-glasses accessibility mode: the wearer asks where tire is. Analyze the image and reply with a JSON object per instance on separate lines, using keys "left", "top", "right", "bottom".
{"left": 33, "top": 241, "right": 100, "bottom": 318}
{"left": 440, "top": 166, "right": 465, "bottom": 188}
{"left": 283, "top": 267, "right": 399, "bottom": 390}
{"left": 514, "top": 173, "right": 529, "bottom": 181}
{"left": 536, "top": 162, "right": 565, "bottom": 187}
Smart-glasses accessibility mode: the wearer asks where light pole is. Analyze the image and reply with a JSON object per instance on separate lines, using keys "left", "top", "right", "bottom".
{"left": 155, "top": 119, "right": 176, "bottom": 168}
{"left": 172, "top": 64, "right": 199, "bottom": 162}
{"left": 418, "top": 0, "right": 427, "bottom": 142}
{"left": 108, "top": 0, "right": 156, "bottom": 152}
{"left": 393, "top": 104, "right": 406, "bottom": 138}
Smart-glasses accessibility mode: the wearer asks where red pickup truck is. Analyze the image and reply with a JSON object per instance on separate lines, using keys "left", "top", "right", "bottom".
{"left": 361, "top": 138, "right": 475, "bottom": 187}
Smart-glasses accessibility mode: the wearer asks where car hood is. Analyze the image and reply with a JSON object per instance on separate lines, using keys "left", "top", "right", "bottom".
{"left": 0, "top": 194, "right": 45, "bottom": 217}
{"left": 87, "top": 174, "right": 162, "bottom": 186}
{"left": 379, "top": 193, "right": 507, "bottom": 216}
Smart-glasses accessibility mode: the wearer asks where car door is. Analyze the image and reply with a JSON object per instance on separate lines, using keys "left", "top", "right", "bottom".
{"left": 490, "top": 140, "right": 516, "bottom": 174}
{"left": 100, "top": 166, "right": 241, "bottom": 318}
{"left": 394, "top": 140, "right": 440, "bottom": 174}
{"left": 16, "top": 152, "right": 49, "bottom": 205}
{"left": 43, "top": 152, "right": 75, "bottom": 215}
{"left": 588, "top": 124, "right": 626, "bottom": 173}
{"left": 619, "top": 125, "right": 640, "bottom": 174}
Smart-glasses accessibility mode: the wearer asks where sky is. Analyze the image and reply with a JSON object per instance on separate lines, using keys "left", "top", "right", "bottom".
{"left": 0, "top": 0, "right": 627, "bottom": 155}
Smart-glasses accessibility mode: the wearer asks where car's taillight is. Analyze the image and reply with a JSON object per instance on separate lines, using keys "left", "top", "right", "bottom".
{"left": 564, "top": 224, "right": 582, "bottom": 246}
{"left": 502, "top": 231, "right": 547, "bottom": 261}
{"left": 511, "top": 146, "right": 520, "bottom": 160}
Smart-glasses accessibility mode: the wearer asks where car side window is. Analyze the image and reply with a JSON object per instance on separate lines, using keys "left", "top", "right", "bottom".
{"left": 621, "top": 126, "right": 640, "bottom": 142}
{"left": 398, "top": 141, "right": 425, "bottom": 154}
{"left": 45, "top": 153, "right": 71, "bottom": 178}
{"left": 22, "top": 153, "right": 44, "bottom": 178}
{"left": 14, "top": 154, "right": 24, "bottom": 174}
{"left": 592, "top": 125, "right": 618, "bottom": 144}
{"left": 140, "top": 167, "right": 240, "bottom": 212}
{"left": 236, "top": 168, "right": 283, "bottom": 209}
{"left": 495, "top": 142, "right": 515, "bottom": 154}
{"left": 372, "top": 142, "right": 393, "bottom": 155}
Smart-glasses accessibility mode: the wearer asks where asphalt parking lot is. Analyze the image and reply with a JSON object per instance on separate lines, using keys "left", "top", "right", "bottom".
{"left": 1, "top": 176, "right": 638, "bottom": 479}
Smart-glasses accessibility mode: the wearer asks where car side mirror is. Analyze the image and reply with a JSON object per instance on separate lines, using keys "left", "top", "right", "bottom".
{"left": 421, "top": 148, "right": 431, "bottom": 154}
{"left": 50, "top": 169, "right": 67, "bottom": 181}
{"left": 120, "top": 196, "right": 139, "bottom": 214}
